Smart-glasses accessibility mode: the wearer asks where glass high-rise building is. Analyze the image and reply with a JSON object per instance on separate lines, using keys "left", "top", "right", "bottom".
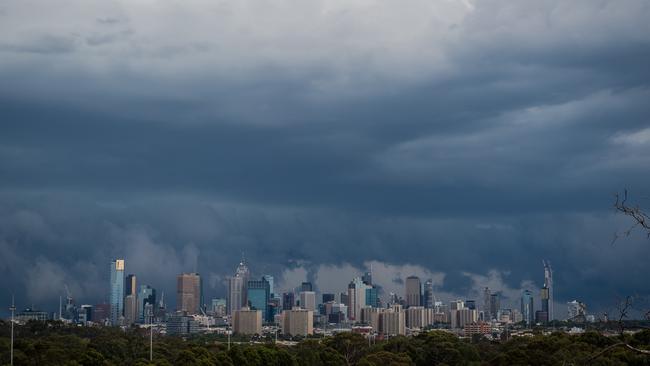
{"left": 138, "top": 285, "right": 156, "bottom": 323}
{"left": 247, "top": 278, "right": 271, "bottom": 322}
{"left": 424, "top": 280, "right": 434, "bottom": 309}
{"left": 282, "top": 292, "right": 295, "bottom": 311}
{"left": 109, "top": 259, "right": 125, "bottom": 326}
{"left": 490, "top": 293, "right": 500, "bottom": 320}
{"left": 262, "top": 275, "right": 274, "bottom": 297}
{"left": 365, "top": 287, "right": 379, "bottom": 308}
{"left": 521, "top": 289, "right": 534, "bottom": 327}
{"left": 543, "top": 260, "right": 554, "bottom": 321}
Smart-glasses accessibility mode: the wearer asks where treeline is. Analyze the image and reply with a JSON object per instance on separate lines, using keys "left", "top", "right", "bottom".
{"left": 1, "top": 320, "right": 649, "bottom": 365}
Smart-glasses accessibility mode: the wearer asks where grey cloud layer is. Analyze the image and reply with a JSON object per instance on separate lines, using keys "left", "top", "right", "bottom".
{"left": 1, "top": 0, "right": 649, "bottom": 314}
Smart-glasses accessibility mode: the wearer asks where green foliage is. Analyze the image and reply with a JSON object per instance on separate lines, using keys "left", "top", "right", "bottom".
{"left": 1, "top": 321, "right": 650, "bottom": 365}
{"left": 358, "top": 351, "right": 413, "bottom": 366}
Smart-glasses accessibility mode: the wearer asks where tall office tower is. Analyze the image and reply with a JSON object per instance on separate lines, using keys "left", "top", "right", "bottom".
{"left": 543, "top": 260, "right": 554, "bottom": 321}
{"left": 247, "top": 277, "right": 271, "bottom": 321}
{"left": 300, "top": 282, "right": 313, "bottom": 292}
{"left": 405, "top": 276, "right": 422, "bottom": 308}
{"left": 299, "top": 291, "right": 316, "bottom": 311}
{"left": 263, "top": 275, "right": 274, "bottom": 297}
{"left": 109, "top": 259, "right": 125, "bottom": 326}
{"left": 228, "top": 276, "right": 245, "bottom": 314}
{"left": 138, "top": 285, "right": 156, "bottom": 323}
{"left": 348, "top": 277, "right": 368, "bottom": 321}
{"left": 483, "top": 287, "right": 492, "bottom": 320}
{"left": 340, "top": 292, "right": 349, "bottom": 308}
{"left": 362, "top": 270, "right": 372, "bottom": 286}
{"left": 177, "top": 273, "right": 201, "bottom": 314}
{"left": 541, "top": 287, "right": 550, "bottom": 313}
{"left": 365, "top": 287, "right": 379, "bottom": 308}
{"left": 322, "top": 293, "right": 335, "bottom": 303}
{"left": 125, "top": 274, "right": 137, "bottom": 297}
{"left": 282, "top": 292, "right": 295, "bottom": 311}
{"left": 521, "top": 290, "right": 534, "bottom": 327}
{"left": 424, "top": 280, "right": 434, "bottom": 309}
{"left": 465, "top": 300, "right": 476, "bottom": 310}
{"left": 124, "top": 294, "right": 138, "bottom": 325}
{"left": 228, "top": 260, "right": 250, "bottom": 315}
{"left": 490, "top": 293, "right": 500, "bottom": 320}
{"left": 269, "top": 298, "right": 280, "bottom": 321}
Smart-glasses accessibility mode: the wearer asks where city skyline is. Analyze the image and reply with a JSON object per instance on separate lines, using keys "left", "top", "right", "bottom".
{"left": 1, "top": 0, "right": 649, "bottom": 320}
{"left": 6, "top": 256, "right": 575, "bottom": 323}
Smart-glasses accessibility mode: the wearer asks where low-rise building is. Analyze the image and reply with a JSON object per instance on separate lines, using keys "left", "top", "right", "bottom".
{"left": 282, "top": 307, "right": 313, "bottom": 336}
{"left": 167, "top": 313, "right": 199, "bottom": 335}
{"left": 233, "top": 307, "right": 263, "bottom": 335}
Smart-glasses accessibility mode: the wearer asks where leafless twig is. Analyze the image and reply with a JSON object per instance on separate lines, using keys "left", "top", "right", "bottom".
{"left": 617, "top": 296, "right": 633, "bottom": 336}
{"left": 612, "top": 190, "right": 650, "bottom": 245}
{"left": 584, "top": 342, "right": 650, "bottom": 364}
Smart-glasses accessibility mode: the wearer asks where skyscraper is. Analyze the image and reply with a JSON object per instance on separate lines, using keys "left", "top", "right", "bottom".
{"left": 543, "top": 260, "right": 554, "bottom": 321}
{"left": 282, "top": 292, "right": 295, "bottom": 311}
{"left": 405, "top": 276, "right": 421, "bottom": 308}
{"left": 109, "top": 259, "right": 125, "bottom": 326}
{"left": 365, "top": 287, "right": 379, "bottom": 308}
{"left": 362, "top": 271, "right": 372, "bottom": 286}
{"left": 521, "top": 289, "right": 534, "bottom": 327}
{"left": 300, "top": 282, "right": 313, "bottom": 292}
{"left": 541, "top": 287, "right": 549, "bottom": 314}
{"left": 262, "top": 275, "right": 274, "bottom": 297}
{"left": 177, "top": 273, "right": 201, "bottom": 314}
{"left": 322, "top": 293, "right": 335, "bottom": 303}
{"left": 465, "top": 300, "right": 476, "bottom": 310}
{"left": 228, "top": 260, "right": 250, "bottom": 315}
{"left": 299, "top": 291, "right": 316, "bottom": 311}
{"left": 423, "top": 279, "right": 434, "bottom": 309}
{"left": 247, "top": 277, "right": 271, "bottom": 322}
{"left": 348, "top": 277, "right": 368, "bottom": 321}
{"left": 490, "top": 293, "right": 500, "bottom": 320}
{"left": 483, "top": 287, "right": 492, "bottom": 320}
{"left": 125, "top": 274, "right": 137, "bottom": 297}
{"left": 138, "top": 285, "right": 156, "bottom": 323}
{"left": 228, "top": 276, "right": 244, "bottom": 314}
{"left": 124, "top": 294, "right": 137, "bottom": 325}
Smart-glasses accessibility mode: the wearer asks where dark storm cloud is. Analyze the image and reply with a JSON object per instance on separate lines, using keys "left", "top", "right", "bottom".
{"left": 1, "top": 0, "right": 649, "bottom": 315}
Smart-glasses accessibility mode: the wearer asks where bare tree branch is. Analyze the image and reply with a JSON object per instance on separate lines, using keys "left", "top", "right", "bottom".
{"left": 612, "top": 189, "right": 650, "bottom": 245}
{"left": 584, "top": 342, "right": 650, "bottom": 364}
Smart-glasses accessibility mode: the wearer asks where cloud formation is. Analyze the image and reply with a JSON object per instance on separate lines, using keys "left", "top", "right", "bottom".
{"left": 1, "top": 0, "right": 649, "bottom": 316}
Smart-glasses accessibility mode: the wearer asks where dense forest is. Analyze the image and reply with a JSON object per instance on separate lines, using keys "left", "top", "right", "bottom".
{"left": 1, "top": 320, "right": 649, "bottom": 365}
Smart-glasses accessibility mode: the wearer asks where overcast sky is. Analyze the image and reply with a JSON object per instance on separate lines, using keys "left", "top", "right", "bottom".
{"left": 1, "top": 0, "right": 649, "bottom": 317}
